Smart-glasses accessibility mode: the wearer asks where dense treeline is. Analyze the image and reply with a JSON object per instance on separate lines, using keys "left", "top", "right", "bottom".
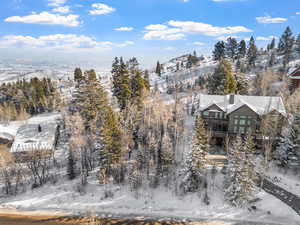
{"left": 213, "top": 26, "right": 300, "bottom": 72}
{"left": 0, "top": 77, "right": 60, "bottom": 122}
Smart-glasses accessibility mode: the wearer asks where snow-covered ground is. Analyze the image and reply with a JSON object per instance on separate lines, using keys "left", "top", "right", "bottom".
{"left": 266, "top": 164, "right": 300, "bottom": 197}
{"left": 0, "top": 170, "right": 299, "bottom": 225}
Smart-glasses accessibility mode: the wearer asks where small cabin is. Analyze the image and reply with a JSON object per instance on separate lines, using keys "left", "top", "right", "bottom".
{"left": 288, "top": 67, "right": 300, "bottom": 91}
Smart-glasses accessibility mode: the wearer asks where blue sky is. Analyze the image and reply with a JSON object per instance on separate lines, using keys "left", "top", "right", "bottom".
{"left": 0, "top": 0, "right": 300, "bottom": 68}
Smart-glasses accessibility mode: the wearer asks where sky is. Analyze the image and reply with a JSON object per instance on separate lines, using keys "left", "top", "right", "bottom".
{"left": 0, "top": 0, "right": 300, "bottom": 69}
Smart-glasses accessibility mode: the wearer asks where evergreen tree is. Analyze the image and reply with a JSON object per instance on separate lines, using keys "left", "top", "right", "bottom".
{"left": 127, "top": 57, "right": 139, "bottom": 72}
{"left": 213, "top": 41, "right": 226, "bottom": 61}
{"left": 180, "top": 116, "right": 209, "bottom": 193}
{"left": 131, "top": 70, "right": 147, "bottom": 108}
{"left": 268, "top": 51, "right": 277, "bottom": 67}
{"left": 237, "top": 40, "right": 247, "bottom": 59}
{"left": 296, "top": 34, "right": 300, "bottom": 55}
{"left": 270, "top": 38, "right": 276, "bottom": 50}
{"left": 225, "top": 69, "right": 237, "bottom": 94}
{"left": 176, "top": 62, "right": 180, "bottom": 71}
{"left": 247, "top": 37, "right": 258, "bottom": 67}
{"left": 74, "top": 68, "right": 83, "bottom": 82}
{"left": 67, "top": 149, "right": 76, "bottom": 180}
{"left": 207, "top": 59, "right": 236, "bottom": 94}
{"left": 143, "top": 70, "right": 150, "bottom": 91}
{"left": 225, "top": 136, "right": 255, "bottom": 207}
{"left": 100, "top": 107, "right": 123, "bottom": 181}
{"left": 111, "top": 57, "right": 132, "bottom": 110}
{"left": 193, "top": 50, "right": 197, "bottom": 57}
{"left": 186, "top": 54, "right": 193, "bottom": 69}
{"left": 155, "top": 61, "right": 162, "bottom": 76}
{"left": 278, "top": 27, "right": 295, "bottom": 68}
{"left": 226, "top": 37, "right": 238, "bottom": 60}
{"left": 235, "top": 73, "right": 249, "bottom": 95}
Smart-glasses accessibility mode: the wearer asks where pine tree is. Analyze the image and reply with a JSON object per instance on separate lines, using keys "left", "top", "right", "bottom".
{"left": 180, "top": 116, "right": 209, "bottom": 193}
{"left": 208, "top": 59, "right": 236, "bottom": 94}
{"left": 192, "top": 116, "right": 209, "bottom": 169}
{"left": 225, "top": 69, "right": 237, "bottom": 94}
{"left": 225, "top": 136, "right": 256, "bottom": 207}
{"left": 278, "top": 27, "right": 295, "bottom": 68}
{"left": 155, "top": 61, "right": 161, "bottom": 76}
{"left": 74, "top": 68, "right": 83, "bottom": 82}
{"left": 268, "top": 51, "right": 277, "bottom": 67}
{"left": 296, "top": 34, "right": 300, "bottom": 55}
{"left": 67, "top": 149, "right": 76, "bottom": 180}
{"left": 270, "top": 38, "right": 276, "bottom": 50}
{"left": 247, "top": 36, "right": 258, "bottom": 67}
{"left": 213, "top": 41, "right": 226, "bottom": 61}
{"left": 111, "top": 57, "right": 132, "bottom": 110}
{"left": 226, "top": 37, "right": 238, "bottom": 60}
{"left": 244, "top": 134, "right": 258, "bottom": 183}
{"left": 131, "top": 70, "right": 147, "bottom": 108}
{"left": 186, "top": 54, "right": 193, "bottom": 69}
{"left": 127, "top": 57, "right": 139, "bottom": 72}
{"left": 237, "top": 40, "right": 247, "bottom": 59}
{"left": 99, "top": 107, "right": 123, "bottom": 181}
{"left": 235, "top": 73, "right": 249, "bottom": 95}
{"left": 143, "top": 70, "right": 150, "bottom": 91}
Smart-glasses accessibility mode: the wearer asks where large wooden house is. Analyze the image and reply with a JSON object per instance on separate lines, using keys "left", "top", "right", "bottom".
{"left": 194, "top": 94, "right": 287, "bottom": 146}
{"left": 288, "top": 67, "right": 300, "bottom": 91}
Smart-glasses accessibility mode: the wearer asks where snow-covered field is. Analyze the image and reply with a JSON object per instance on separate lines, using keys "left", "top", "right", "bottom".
{"left": 0, "top": 166, "right": 299, "bottom": 225}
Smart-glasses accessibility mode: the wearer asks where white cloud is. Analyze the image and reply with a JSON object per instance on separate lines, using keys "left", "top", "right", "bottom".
{"left": 296, "top": 12, "right": 300, "bottom": 15}
{"left": 256, "top": 36, "right": 278, "bottom": 41}
{"left": 89, "top": 3, "right": 115, "bottom": 15}
{"left": 216, "top": 35, "right": 240, "bottom": 41}
{"left": 52, "top": 6, "right": 70, "bottom": 14}
{"left": 143, "top": 20, "right": 251, "bottom": 41}
{"left": 0, "top": 34, "right": 133, "bottom": 50}
{"left": 48, "top": 0, "right": 67, "bottom": 7}
{"left": 116, "top": 41, "right": 134, "bottom": 47}
{"left": 145, "top": 24, "right": 168, "bottom": 31}
{"left": 193, "top": 41, "right": 204, "bottom": 46}
{"left": 5, "top": 12, "right": 81, "bottom": 27}
{"left": 256, "top": 16, "right": 287, "bottom": 24}
{"left": 143, "top": 28, "right": 185, "bottom": 40}
{"left": 168, "top": 20, "right": 252, "bottom": 36}
{"left": 115, "top": 27, "right": 133, "bottom": 31}
{"left": 182, "top": 0, "right": 189, "bottom": 2}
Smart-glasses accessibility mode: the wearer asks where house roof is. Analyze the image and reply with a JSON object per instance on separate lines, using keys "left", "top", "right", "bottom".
{"left": 288, "top": 67, "right": 300, "bottom": 79}
{"left": 10, "top": 122, "right": 58, "bottom": 153}
{"left": 196, "top": 94, "right": 287, "bottom": 117}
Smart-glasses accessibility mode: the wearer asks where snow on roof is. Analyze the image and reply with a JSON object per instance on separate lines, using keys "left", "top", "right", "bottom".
{"left": 0, "top": 132, "right": 14, "bottom": 141}
{"left": 196, "top": 94, "right": 287, "bottom": 117}
{"left": 10, "top": 120, "right": 59, "bottom": 153}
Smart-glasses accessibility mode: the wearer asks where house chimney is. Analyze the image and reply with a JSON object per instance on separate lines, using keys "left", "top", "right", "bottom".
{"left": 229, "top": 94, "right": 235, "bottom": 104}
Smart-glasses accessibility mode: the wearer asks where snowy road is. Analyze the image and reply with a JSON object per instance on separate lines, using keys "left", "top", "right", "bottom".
{"left": 262, "top": 179, "right": 300, "bottom": 216}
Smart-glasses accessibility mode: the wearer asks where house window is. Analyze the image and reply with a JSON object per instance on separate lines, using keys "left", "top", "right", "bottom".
{"left": 234, "top": 126, "right": 238, "bottom": 133}
{"left": 239, "top": 119, "right": 246, "bottom": 125}
{"left": 239, "top": 127, "right": 245, "bottom": 134}
{"left": 232, "top": 115, "right": 253, "bottom": 134}
{"left": 203, "top": 111, "right": 209, "bottom": 116}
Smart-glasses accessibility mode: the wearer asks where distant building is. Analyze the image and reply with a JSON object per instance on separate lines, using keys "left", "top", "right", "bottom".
{"left": 195, "top": 94, "right": 287, "bottom": 146}
{"left": 288, "top": 67, "right": 300, "bottom": 91}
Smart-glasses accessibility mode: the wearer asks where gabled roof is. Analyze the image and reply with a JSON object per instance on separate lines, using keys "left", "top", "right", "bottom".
{"left": 195, "top": 94, "right": 287, "bottom": 117}
{"left": 288, "top": 67, "right": 300, "bottom": 79}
